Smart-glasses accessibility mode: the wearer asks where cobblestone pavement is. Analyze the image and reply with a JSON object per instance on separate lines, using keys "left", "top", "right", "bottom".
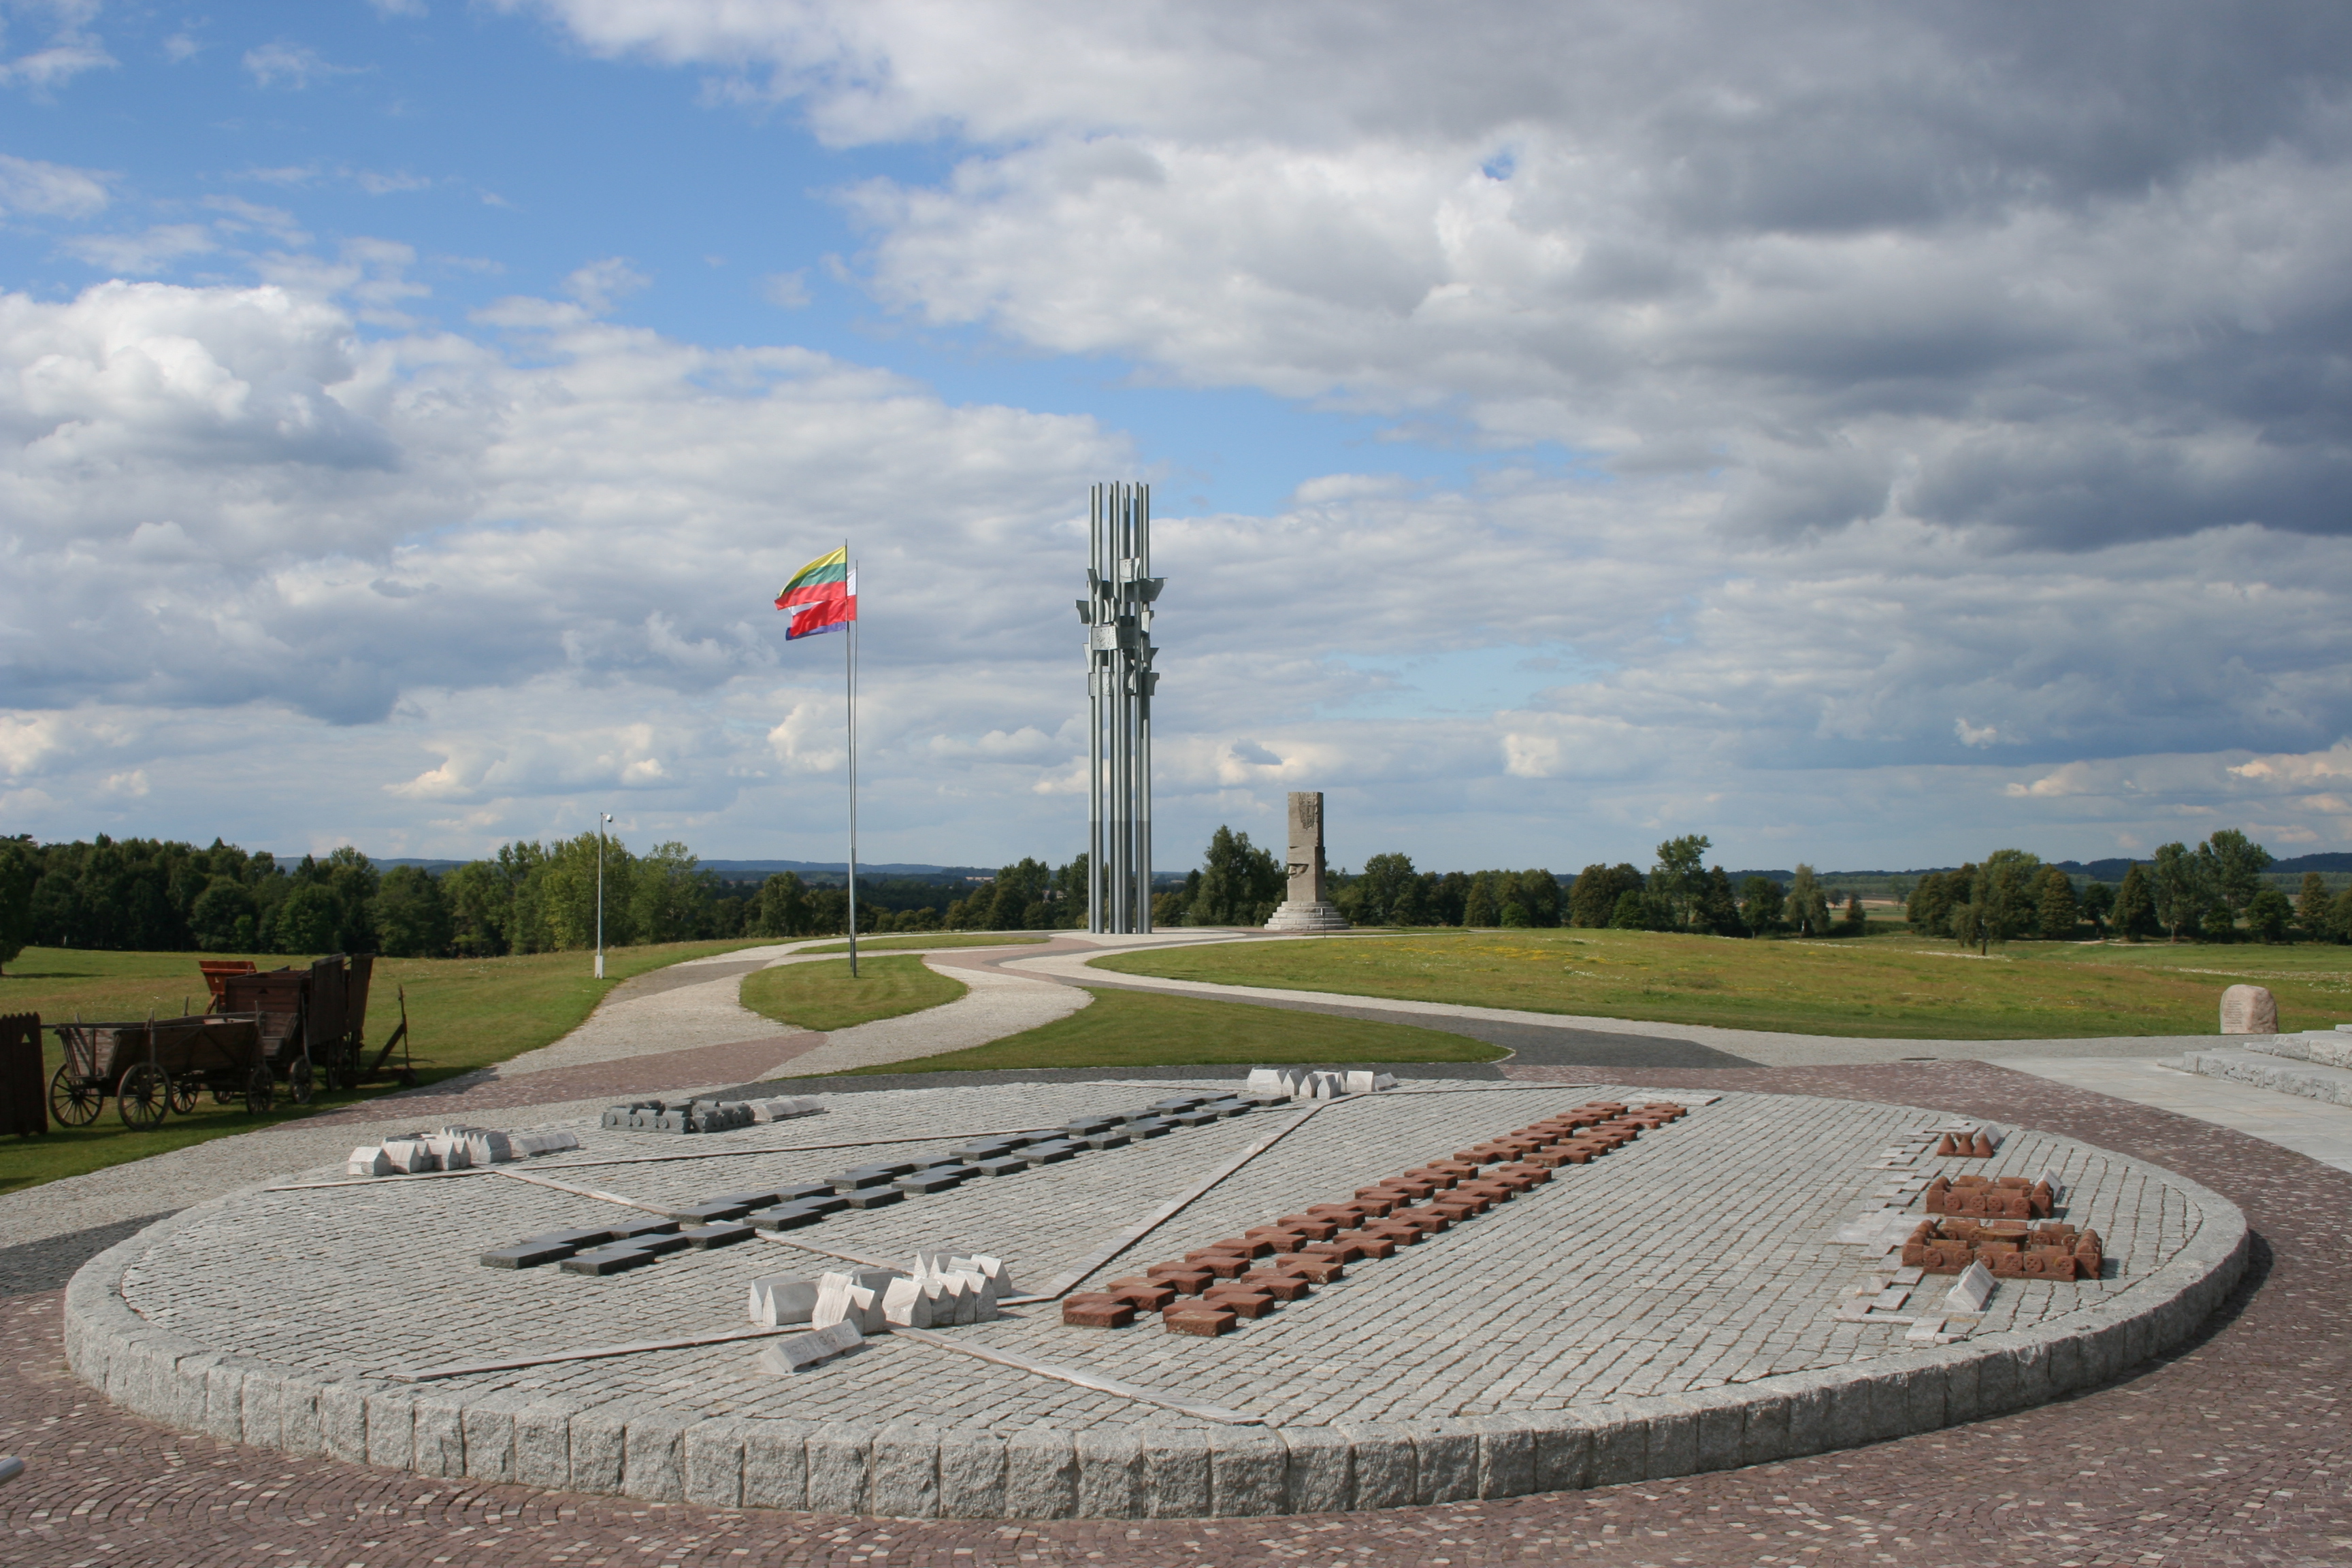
{"left": 92, "top": 1079, "right": 2212, "bottom": 1435}
{"left": 6, "top": 1061, "right": 2345, "bottom": 1565}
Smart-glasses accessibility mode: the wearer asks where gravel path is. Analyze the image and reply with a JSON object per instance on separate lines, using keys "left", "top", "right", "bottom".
{"left": 760, "top": 947, "right": 1090, "bottom": 1078}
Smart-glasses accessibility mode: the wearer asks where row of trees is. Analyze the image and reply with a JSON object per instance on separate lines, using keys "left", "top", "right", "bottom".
{"left": 1910, "top": 831, "right": 2352, "bottom": 946}
{"left": 8, "top": 824, "right": 2344, "bottom": 966}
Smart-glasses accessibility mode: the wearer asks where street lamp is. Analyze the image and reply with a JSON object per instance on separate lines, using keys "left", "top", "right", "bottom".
{"left": 595, "top": 813, "right": 613, "bottom": 979}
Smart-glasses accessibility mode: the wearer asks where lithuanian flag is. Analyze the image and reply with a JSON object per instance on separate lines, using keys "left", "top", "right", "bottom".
{"left": 776, "top": 545, "right": 858, "bottom": 640}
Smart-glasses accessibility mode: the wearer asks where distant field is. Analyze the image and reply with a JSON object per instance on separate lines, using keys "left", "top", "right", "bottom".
{"left": 793, "top": 933, "right": 1050, "bottom": 956}
{"left": 0, "top": 940, "right": 767, "bottom": 1196}
{"left": 1093, "top": 928, "right": 2352, "bottom": 1039}
{"left": 846, "top": 985, "right": 1503, "bottom": 1074}
{"left": 739, "top": 955, "right": 966, "bottom": 1033}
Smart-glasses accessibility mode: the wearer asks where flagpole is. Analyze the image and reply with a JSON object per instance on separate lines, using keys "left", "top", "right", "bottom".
{"left": 845, "top": 538, "right": 858, "bottom": 979}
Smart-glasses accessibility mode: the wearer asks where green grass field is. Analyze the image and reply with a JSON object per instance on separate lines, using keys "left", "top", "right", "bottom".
{"left": 1093, "top": 928, "right": 2352, "bottom": 1039}
{"left": 792, "top": 932, "right": 1049, "bottom": 956}
{"left": 0, "top": 940, "right": 764, "bottom": 1196}
{"left": 738, "top": 955, "right": 967, "bottom": 1033}
{"left": 846, "top": 985, "right": 1504, "bottom": 1074}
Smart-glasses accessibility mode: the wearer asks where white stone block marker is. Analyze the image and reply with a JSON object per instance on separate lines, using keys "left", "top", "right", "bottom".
{"left": 345, "top": 1146, "right": 392, "bottom": 1177}
{"left": 757, "top": 1321, "right": 865, "bottom": 1374}
{"left": 1944, "top": 1260, "right": 1995, "bottom": 1313}
{"left": 811, "top": 1273, "right": 889, "bottom": 1335}
{"left": 747, "top": 1277, "right": 821, "bottom": 1327}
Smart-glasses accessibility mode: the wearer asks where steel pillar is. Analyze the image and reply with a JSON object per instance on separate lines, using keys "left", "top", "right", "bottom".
{"left": 1078, "top": 483, "right": 1161, "bottom": 934}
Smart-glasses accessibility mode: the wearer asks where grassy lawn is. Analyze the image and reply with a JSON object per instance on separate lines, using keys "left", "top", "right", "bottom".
{"left": 1092, "top": 928, "right": 2352, "bottom": 1040}
{"left": 738, "top": 955, "right": 968, "bottom": 1032}
{"left": 0, "top": 939, "right": 766, "bottom": 1196}
{"left": 792, "top": 932, "right": 1050, "bottom": 956}
{"left": 847, "top": 985, "right": 1505, "bottom": 1074}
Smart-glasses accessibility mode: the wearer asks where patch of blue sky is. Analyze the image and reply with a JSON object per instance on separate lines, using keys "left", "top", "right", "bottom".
{"left": 1320, "top": 644, "right": 1607, "bottom": 720}
{"left": 0, "top": 1, "right": 1576, "bottom": 517}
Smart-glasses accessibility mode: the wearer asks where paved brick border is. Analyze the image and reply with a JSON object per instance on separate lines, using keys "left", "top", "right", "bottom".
{"left": 58, "top": 1087, "right": 2247, "bottom": 1520}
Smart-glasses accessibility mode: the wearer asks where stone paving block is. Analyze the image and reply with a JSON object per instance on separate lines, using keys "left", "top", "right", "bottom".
{"left": 941, "top": 1428, "right": 1012, "bottom": 1518}
{"left": 1278, "top": 1424, "right": 1352, "bottom": 1514}
{"left": 1941, "top": 1346, "right": 1983, "bottom": 1425}
{"left": 682, "top": 1418, "right": 746, "bottom": 1507}
{"left": 413, "top": 1395, "right": 466, "bottom": 1480}
{"left": 1588, "top": 1407, "right": 1646, "bottom": 1486}
{"left": 1075, "top": 1428, "right": 1143, "bottom": 1519}
{"left": 319, "top": 1382, "right": 367, "bottom": 1466}
{"left": 201, "top": 1358, "right": 245, "bottom": 1441}
{"left": 1689, "top": 1390, "right": 1744, "bottom": 1472}
{"left": 1643, "top": 1396, "right": 1699, "bottom": 1481}
{"left": 1735, "top": 1390, "right": 1791, "bottom": 1467}
{"left": 1534, "top": 1415, "right": 1594, "bottom": 1492}
{"left": 461, "top": 1398, "right": 519, "bottom": 1483}
{"left": 1822, "top": 1369, "right": 1874, "bottom": 1451}
{"left": 1468, "top": 1414, "right": 1535, "bottom": 1499}
{"left": 1337, "top": 1422, "right": 1416, "bottom": 1509}
{"left": 365, "top": 1390, "right": 415, "bottom": 1471}
{"left": 1209, "top": 1426, "right": 1288, "bottom": 1516}
{"left": 871, "top": 1422, "right": 941, "bottom": 1518}
{"left": 506, "top": 1403, "right": 570, "bottom": 1490}
{"left": 1412, "top": 1422, "right": 1480, "bottom": 1504}
{"left": 806, "top": 1421, "right": 873, "bottom": 1514}
{"left": 741, "top": 1418, "right": 809, "bottom": 1510}
{"left": 238, "top": 1365, "right": 286, "bottom": 1450}
{"left": 1141, "top": 1426, "right": 1213, "bottom": 1518}
{"left": 280, "top": 1377, "right": 323, "bottom": 1458}
{"left": 623, "top": 1411, "right": 691, "bottom": 1501}
{"left": 568, "top": 1405, "right": 628, "bottom": 1494}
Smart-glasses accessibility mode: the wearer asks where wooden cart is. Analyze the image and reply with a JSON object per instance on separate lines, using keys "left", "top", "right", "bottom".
{"left": 215, "top": 953, "right": 412, "bottom": 1098}
{"left": 48, "top": 1012, "right": 270, "bottom": 1129}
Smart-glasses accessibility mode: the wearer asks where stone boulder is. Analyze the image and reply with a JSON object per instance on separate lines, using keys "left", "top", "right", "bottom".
{"left": 2220, "top": 984, "right": 2278, "bottom": 1034}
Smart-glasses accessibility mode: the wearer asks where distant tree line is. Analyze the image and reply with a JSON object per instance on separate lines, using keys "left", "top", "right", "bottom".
{"left": 1910, "top": 830, "right": 2352, "bottom": 947}
{"left": 14, "top": 821, "right": 2342, "bottom": 969}
{"left": 1144, "top": 828, "right": 1873, "bottom": 938}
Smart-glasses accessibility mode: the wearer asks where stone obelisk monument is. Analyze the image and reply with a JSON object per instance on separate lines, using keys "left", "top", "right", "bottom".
{"left": 1264, "top": 790, "right": 1350, "bottom": 931}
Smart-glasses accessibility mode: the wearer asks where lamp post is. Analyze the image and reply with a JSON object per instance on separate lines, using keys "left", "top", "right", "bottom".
{"left": 595, "top": 813, "right": 612, "bottom": 979}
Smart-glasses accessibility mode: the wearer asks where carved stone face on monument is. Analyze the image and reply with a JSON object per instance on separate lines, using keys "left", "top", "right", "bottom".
{"left": 1286, "top": 791, "right": 1327, "bottom": 904}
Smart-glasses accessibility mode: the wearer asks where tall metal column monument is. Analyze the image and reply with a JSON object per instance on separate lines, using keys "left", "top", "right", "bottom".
{"left": 1077, "top": 483, "right": 1162, "bottom": 933}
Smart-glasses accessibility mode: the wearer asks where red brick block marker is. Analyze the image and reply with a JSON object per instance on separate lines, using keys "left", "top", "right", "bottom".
{"left": 1162, "top": 1305, "right": 1239, "bottom": 1336}
{"left": 1062, "top": 1294, "right": 1138, "bottom": 1328}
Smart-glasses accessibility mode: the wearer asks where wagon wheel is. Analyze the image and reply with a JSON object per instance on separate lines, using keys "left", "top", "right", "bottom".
{"left": 48, "top": 1064, "right": 102, "bottom": 1126}
{"left": 287, "top": 1057, "right": 315, "bottom": 1107}
{"left": 212, "top": 1084, "right": 238, "bottom": 1105}
{"left": 117, "top": 1064, "right": 169, "bottom": 1130}
{"left": 244, "top": 1064, "right": 275, "bottom": 1116}
{"left": 167, "top": 1075, "right": 199, "bottom": 1115}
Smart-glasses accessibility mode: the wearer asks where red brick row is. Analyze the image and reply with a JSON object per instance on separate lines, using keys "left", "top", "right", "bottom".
{"left": 1062, "top": 1098, "right": 1688, "bottom": 1334}
{"left": 1925, "top": 1172, "right": 2057, "bottom": 1218}
{"left": 1901, "top": 1216, "right": 2104, "bottom": 1279}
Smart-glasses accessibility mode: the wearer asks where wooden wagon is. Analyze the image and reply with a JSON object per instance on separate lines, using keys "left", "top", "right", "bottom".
{"left": 48, "top": 1012, "right": 270, "bottom": 1129}
{"left": 216, "top": 953, "right": 413, "bottom": 1098}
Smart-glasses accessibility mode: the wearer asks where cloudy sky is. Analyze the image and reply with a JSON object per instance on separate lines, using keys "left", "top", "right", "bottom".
{"left": 1, "top": 0, "right": 2348, "bottom": 875}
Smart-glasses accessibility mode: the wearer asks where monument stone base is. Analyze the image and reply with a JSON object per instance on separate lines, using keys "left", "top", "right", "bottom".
{"left": 1264, "top": 900, "right": 1350, "bottom": 932}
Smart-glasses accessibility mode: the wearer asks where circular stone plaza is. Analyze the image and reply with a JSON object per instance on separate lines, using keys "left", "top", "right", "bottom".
{"left": 7, "top": 932, "right": 2347, "bottom": 1566}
